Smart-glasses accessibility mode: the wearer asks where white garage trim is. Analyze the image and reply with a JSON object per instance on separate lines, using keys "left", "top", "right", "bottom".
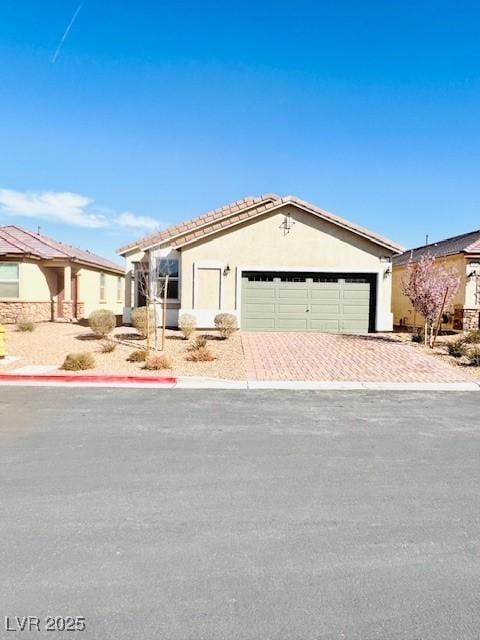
{"left": 234, "top": 265, "right": 393, "bottom": 332}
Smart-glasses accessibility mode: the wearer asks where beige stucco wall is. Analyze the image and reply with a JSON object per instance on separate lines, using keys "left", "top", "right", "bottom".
{"left": 177, "top": 205, "right": 396, "bottom": 330}
{"left": 77, "top": 267, "right": 124, "bottom": 317}
{"left": 392, "top": 254, "right": 467, "bottom": 328}
{"left": 19, "top": 261, "right": 56, "bottom": 300}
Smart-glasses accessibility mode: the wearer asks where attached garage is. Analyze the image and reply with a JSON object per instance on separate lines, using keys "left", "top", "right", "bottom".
{"left": 241, "top": 272, "right": 375, "bottom": 333}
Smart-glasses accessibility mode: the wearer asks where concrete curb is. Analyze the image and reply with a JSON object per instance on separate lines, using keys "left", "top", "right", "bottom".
{"left": 0, "top": 373, "right": 177, "bottom": 385}
{"left": 0, "top": 374, "right": 478, "bottom": 391}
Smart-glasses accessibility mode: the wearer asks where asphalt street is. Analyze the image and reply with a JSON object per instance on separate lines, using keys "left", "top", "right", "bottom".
{"left": 0, "top": 388, "right": 479, "bottom": 640}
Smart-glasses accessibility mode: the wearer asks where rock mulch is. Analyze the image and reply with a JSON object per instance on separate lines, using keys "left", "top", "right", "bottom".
{"left": 1, "top": 323, "right": 246, "bottom": 379}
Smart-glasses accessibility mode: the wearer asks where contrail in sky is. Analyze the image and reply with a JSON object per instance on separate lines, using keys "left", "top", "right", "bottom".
{"left": 52, "top": 0, "right": 86, "bottom": 63}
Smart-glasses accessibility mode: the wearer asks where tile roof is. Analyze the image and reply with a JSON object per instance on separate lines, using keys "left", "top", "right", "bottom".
{"left": 393, "top": 229, "right": 480, "bottom": 266}
{"left": 0, "top": 225, "right": 123, "bottom": 274}
{"left": 118, "top": 193, "right": 404, "bottom": 255}
{"left": 117, "top": 193, "right": 279, "bottom": 254}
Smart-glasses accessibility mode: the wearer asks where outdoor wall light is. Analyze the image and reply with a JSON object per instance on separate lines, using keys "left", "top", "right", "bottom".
{"left": 468, "top": 269, "right": 478, "bottom": 279}
{"left": 223, "top": 264, "right": 231, "bottom": 276}
{"left": 383, "top": 266, "right": 392, "bottom": 278}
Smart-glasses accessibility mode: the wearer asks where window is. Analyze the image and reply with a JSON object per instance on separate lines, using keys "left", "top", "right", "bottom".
{"left": 0, "top": 262, "right": 19, "bottom": 298}
{"left": 280, "top": 276, "right": 306, "bottom": 282}
{"left": 155, "top": 258, "right": 179, "bottom": 300}
{"left": 100, "top": 273, "right": 106, "bottom": 302}
{"left": 247, "top": 275, "right": 274, "bottom": 282}
{"left": 117, "top": 276, "right": 122, "bottom": 302}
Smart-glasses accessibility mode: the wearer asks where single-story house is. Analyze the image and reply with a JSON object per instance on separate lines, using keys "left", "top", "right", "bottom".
{"left": 392, "top": 230, "right": 480, "bottom": 331}
{"left": 0, "top": 224, "right": 124, "bottom": 323}
{"left": 118, "top": 194, "right": 404, "bottom": 333}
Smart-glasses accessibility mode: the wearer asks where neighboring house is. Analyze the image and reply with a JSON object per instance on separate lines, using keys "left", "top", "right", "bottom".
{"left": 392, "top": 230, "right": 480, "bottom": 331}
{"left": 0, "top": 225, "right": 124, "bottom": 323}
{"left": 118, "top": 194, "right": 403, "bottom": 333}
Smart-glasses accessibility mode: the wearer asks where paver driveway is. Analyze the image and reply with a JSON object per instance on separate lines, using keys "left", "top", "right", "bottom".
{"left": 242, "top": 332, "right": 471, "bottom": 382}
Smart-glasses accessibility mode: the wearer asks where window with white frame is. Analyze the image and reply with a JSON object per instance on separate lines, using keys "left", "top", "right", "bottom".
{"left": 100, "top": 273, "right": 106, "bottom": 302}
{"left": 155, "top": 258, "right": 179, "bottom": 300}
{"left": 0, "top": 262, "right": 19, "bottom": 298}
{"left": 117, "top": 276, "right": 122, "bottom": 302}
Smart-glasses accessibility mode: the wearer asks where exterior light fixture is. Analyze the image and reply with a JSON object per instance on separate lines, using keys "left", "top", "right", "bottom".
{"left": 383, "top": 266, "right": 392, "bottom": 278}
{"left": 283, "top": 214, "right": 295, "bottom": 232}
{"left": 223, "top": 264, "right": 231, "bottom": 276}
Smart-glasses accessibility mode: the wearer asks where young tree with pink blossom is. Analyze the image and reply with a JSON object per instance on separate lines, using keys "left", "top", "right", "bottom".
{"left": 402, "top": 255, "right": 460, "bottom": 347}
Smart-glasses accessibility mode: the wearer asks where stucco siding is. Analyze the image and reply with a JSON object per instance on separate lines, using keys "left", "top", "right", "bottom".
{"left": 78, "top": 268, "right": 124, "bottom": 317}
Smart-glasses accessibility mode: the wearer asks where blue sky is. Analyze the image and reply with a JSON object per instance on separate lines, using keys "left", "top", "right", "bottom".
{"left": 1, "top": 1, "right": 479, "bottom": 262}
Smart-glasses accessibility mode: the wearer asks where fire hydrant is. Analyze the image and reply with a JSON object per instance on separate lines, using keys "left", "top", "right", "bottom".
{"left": 0, "top": 323, "right": 5, "bottom": 359}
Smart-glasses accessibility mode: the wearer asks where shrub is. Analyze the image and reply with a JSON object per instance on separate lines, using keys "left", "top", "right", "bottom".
{"left": 101, "top": 340, "right": 117, "bottom": 353}
{"left": 131, "top": 306, "right": 155, "bottom": 338}
{"left": 61, "top": 352, "right": 95, "bottom": 371}
{"left": 186, "top": 346, "right": 215, "bottom": 362}
{"left": 411, "top": 328, "right": 424, "bottom": 343}
{"left": 463, "top": 330, "right": 480, "bottom": 344}
{"left": 188, "top": 335, "right": 208, "bottom": 351}
{"left": 144, "top": 353, "right": 173, "bottom": 370}
{"left": 16, "top": 319, "right": 35, "bottom": 332}
{"left": 447, "top": 338, "right": 467, "bottom": 358}
{"left": 89, "top": 309, "right": 116, "bottom": 338}
{"left": 467, "top": 346, "right": 480, "bottom": 367}
{"left": 127, "top": 349, "right": 147, "bottom": 362}
{"left": 179, "top": 313, "right": 197, "bottom": 339}
{"left": 214, "top": 313, "right": 237, "bottom": 339}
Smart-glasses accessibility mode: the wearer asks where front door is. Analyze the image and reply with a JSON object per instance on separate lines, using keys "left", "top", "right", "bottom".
{"left": 57, "top": 272, "right": 64, "bottom": 319}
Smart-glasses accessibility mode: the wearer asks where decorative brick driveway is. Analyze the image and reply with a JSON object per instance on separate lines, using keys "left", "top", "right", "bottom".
{"left": 242, "top": 332, "right": 471, "bottom": 382}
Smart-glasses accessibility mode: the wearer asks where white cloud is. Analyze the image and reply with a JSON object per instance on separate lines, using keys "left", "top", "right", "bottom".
{"left": 115, "top": 212, "right": 159, "bottom": 230}
{"left": 0, "top": 188, "right": 107, "bottom": 228}
{"left": 0, "top": 188, "right": 160, "bottom": 231}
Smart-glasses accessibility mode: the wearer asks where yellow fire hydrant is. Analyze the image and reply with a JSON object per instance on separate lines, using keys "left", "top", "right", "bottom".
{"left": 0, "top": 323, "right": 5, "bottom": 359}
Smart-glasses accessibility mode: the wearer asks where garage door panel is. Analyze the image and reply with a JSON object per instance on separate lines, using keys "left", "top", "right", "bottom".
{"left": 244, "top": 302, "right": 276, "bottom": 314}
{"left": 244, "top": 317, "right": 276, "bottom": 329}
{"left": 241, "top": 274, "right": 373, "bottom": 333}
{"left": 245, "top": 289, "right": 276, "bottom": 299}
{"left": 310, "top": 304, "right": 342, "bottom": 315}
{"left": 310, "top": 319, "right": 341, "bottom": 331}
{"left": 341, "top": 319, "right": 369, "bottom": 333}
{"left": 278, "top": 303, "right": 309, "bottom": 314}
{"left": 278, "top": 318, "right": 309, "bottom": 330}
{"left": 310, "top": 289, "right": 341, "bottom": 300}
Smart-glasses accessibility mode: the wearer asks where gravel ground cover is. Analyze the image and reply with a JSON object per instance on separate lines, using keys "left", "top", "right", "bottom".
{"left": 0, "top": 322, "right": 247, "bottom": 379}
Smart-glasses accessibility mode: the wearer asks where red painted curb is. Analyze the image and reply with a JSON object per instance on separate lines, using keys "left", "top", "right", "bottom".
{"left": 0, "top": 374, "right": 177, "bottom": 384}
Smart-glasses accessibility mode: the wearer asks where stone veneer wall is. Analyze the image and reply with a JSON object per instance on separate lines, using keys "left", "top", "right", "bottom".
{"left": 0, "top": 301, "right": 85, "bottom": 324}
{"left": 453, "top": 306, "right": 480, "bottom": 331}
{"left": 0, "top": 301, "right": 54, "bottom": 323}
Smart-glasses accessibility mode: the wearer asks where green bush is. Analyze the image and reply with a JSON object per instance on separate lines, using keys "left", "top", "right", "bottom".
{"left": 467, "top": 345, "right": 480, "bottom": 367}
{"left": 144, "top": 353, "right": 173, "bottom": 370}
{"left": 16, "top": 319, "right": 35, "bottom": 332}
{"left": 89, "top": 309, "right": 116, "bottom": 338}
{"left": 131, "top": 307, "right": 155, "bottom": 338}
{"left": 127, "top": 349, "right": 147, "bottom": 362}
{"left": 179, "top": 313, "right": 197, "bottom": 339}
{"left": 463, "top": 330, "right": 480, "bottom": 344}
{"left": 411, "top": 328, "right": 424, "bottom": 343}
{"left": 214, "top": 313, "right": 238, "bottom": 339}
{"left": 447, "top": 338, "right": 467, "bottom": 358}
{"left": 61, "top": 352, "right": 95, "bottom": 371}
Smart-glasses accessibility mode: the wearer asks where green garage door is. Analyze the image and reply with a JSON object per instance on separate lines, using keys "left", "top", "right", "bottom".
{"left": 241, "top": 273, "right": 373, "bottom": 333}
